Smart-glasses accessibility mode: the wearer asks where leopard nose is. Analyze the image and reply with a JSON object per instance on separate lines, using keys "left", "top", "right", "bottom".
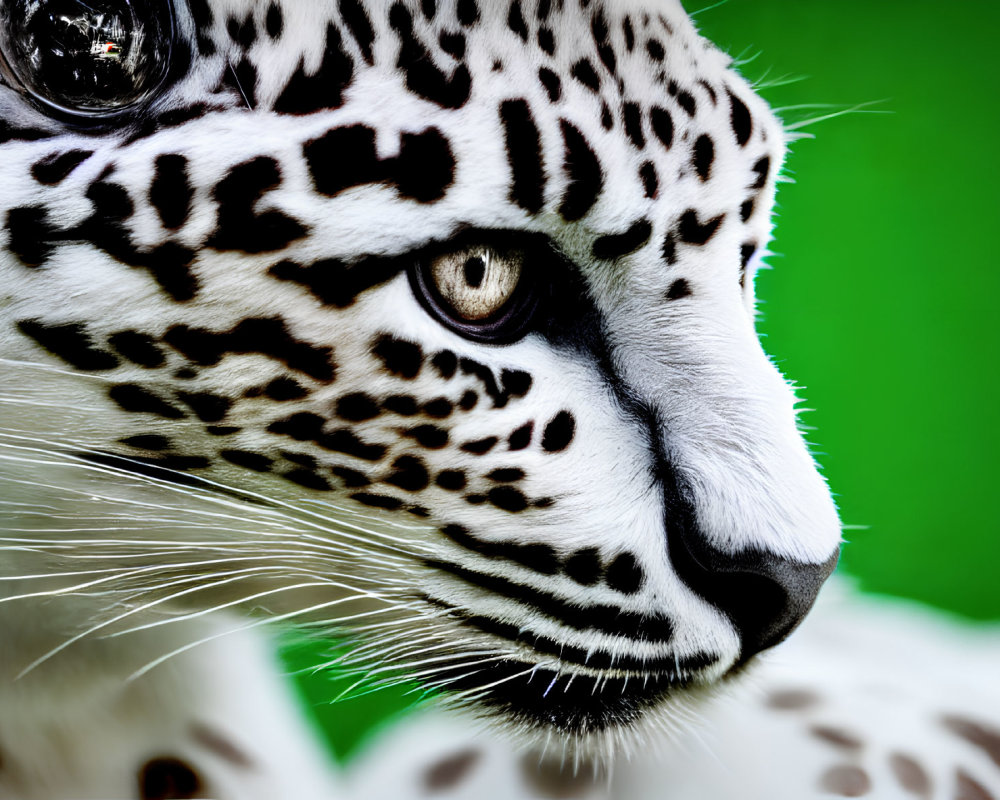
{"left": 668, "top": 532, "right": 840, "bottom": 662}
{"left": 653, "top": 434, "right": 840, "bottom": 661}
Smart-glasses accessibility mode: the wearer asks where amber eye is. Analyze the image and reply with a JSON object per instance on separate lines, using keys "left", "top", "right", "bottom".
{"left": 409, "top": 243, "right": 540, "bottom": 343}
{"left": 0, "top": 0, "right": 175, "bottom": 118}
{"left": 430, "top": 247, "right": 523, "bottom": 321}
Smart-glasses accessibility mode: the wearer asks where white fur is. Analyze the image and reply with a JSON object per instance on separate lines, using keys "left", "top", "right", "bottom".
{"left": 1, "top": 1, "right": 977, "bottom": 798}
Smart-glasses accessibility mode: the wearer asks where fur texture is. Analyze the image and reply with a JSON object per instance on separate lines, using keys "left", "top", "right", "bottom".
{"left": 1, "top": 1, "right": 992, "bottom": 799}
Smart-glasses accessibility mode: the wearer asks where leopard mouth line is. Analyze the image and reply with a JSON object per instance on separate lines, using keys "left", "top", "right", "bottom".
{"left": 429, "top": 657, "right": 703, "bottom": 734}
{"left": 420, "top": 595, "right": 724, "bottom": 733}
{"left": 427, "top": 595, "right": 720, "bottom": 674}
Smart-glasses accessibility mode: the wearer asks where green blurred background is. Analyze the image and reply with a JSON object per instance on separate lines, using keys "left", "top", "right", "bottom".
{"left": 694, "top": 0, "right": 1000, "bottom": 621}
{"left": 288, "top": 0, "right": 1000, "bottom": 762}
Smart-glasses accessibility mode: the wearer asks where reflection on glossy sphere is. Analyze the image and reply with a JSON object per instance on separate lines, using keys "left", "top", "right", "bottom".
{"left": 0, "top": 0, "right": 174, "bottom": 115}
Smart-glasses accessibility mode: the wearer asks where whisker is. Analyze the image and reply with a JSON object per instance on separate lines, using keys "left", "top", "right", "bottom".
{"left": 0, "top": 434, "right": 434, "bottom": 556}
{"left": 15, "top": 566, "right": 299, "bottom": 678}
{"left": 124, "top": 589, "right": 420, "bottom": 681}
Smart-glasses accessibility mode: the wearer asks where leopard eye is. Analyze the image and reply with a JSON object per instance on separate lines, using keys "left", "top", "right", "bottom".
{"left": 430, "top": 247, "right": 523, "bottom": 322}
{"left": 409, "top": 243, "right": 540, "bottom": 344}
{"left": 0, "top": 0, "right": 175, "bottom": 118}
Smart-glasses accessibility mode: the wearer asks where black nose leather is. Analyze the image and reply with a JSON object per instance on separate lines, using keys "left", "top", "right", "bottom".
{"left": 661, "top": 466, "right": 840, "bottom": 663}
{"left": 677, "top": 536, "right": 839, "bottom": 661}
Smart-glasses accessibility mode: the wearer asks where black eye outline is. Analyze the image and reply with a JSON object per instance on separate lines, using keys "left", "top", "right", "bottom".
{"left": 407, "top": 230, "right": 548, "bottom": 345}
{"left": 0, "top": 0, "right": 177, "bottom": 123}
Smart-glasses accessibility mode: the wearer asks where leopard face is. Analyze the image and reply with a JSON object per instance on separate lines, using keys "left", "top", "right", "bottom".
{"left": 0, "top": 0, "right": 841, "bottom": 739}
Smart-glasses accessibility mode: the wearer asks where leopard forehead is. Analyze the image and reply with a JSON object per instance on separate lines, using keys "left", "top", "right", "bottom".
{"left": 3, "top": 0, "right": 779, "bottom": 274}
{"left": 0, "top": 0, "right": 840, "bottom": 739}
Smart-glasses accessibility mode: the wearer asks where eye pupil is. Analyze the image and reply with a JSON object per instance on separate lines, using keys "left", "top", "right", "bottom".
{"left": 0, "top": 0, "right": 174, "bottom": 116}
{"left": 463, "top": 256, "right": 486, "bottom": 288}
{"left": 412, "top": 239, "right": 539, "bottom": 344}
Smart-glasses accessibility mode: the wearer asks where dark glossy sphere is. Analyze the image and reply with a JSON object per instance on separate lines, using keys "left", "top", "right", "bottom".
{"left": 0, "top": 0, "right": 174, "bottom": 116}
